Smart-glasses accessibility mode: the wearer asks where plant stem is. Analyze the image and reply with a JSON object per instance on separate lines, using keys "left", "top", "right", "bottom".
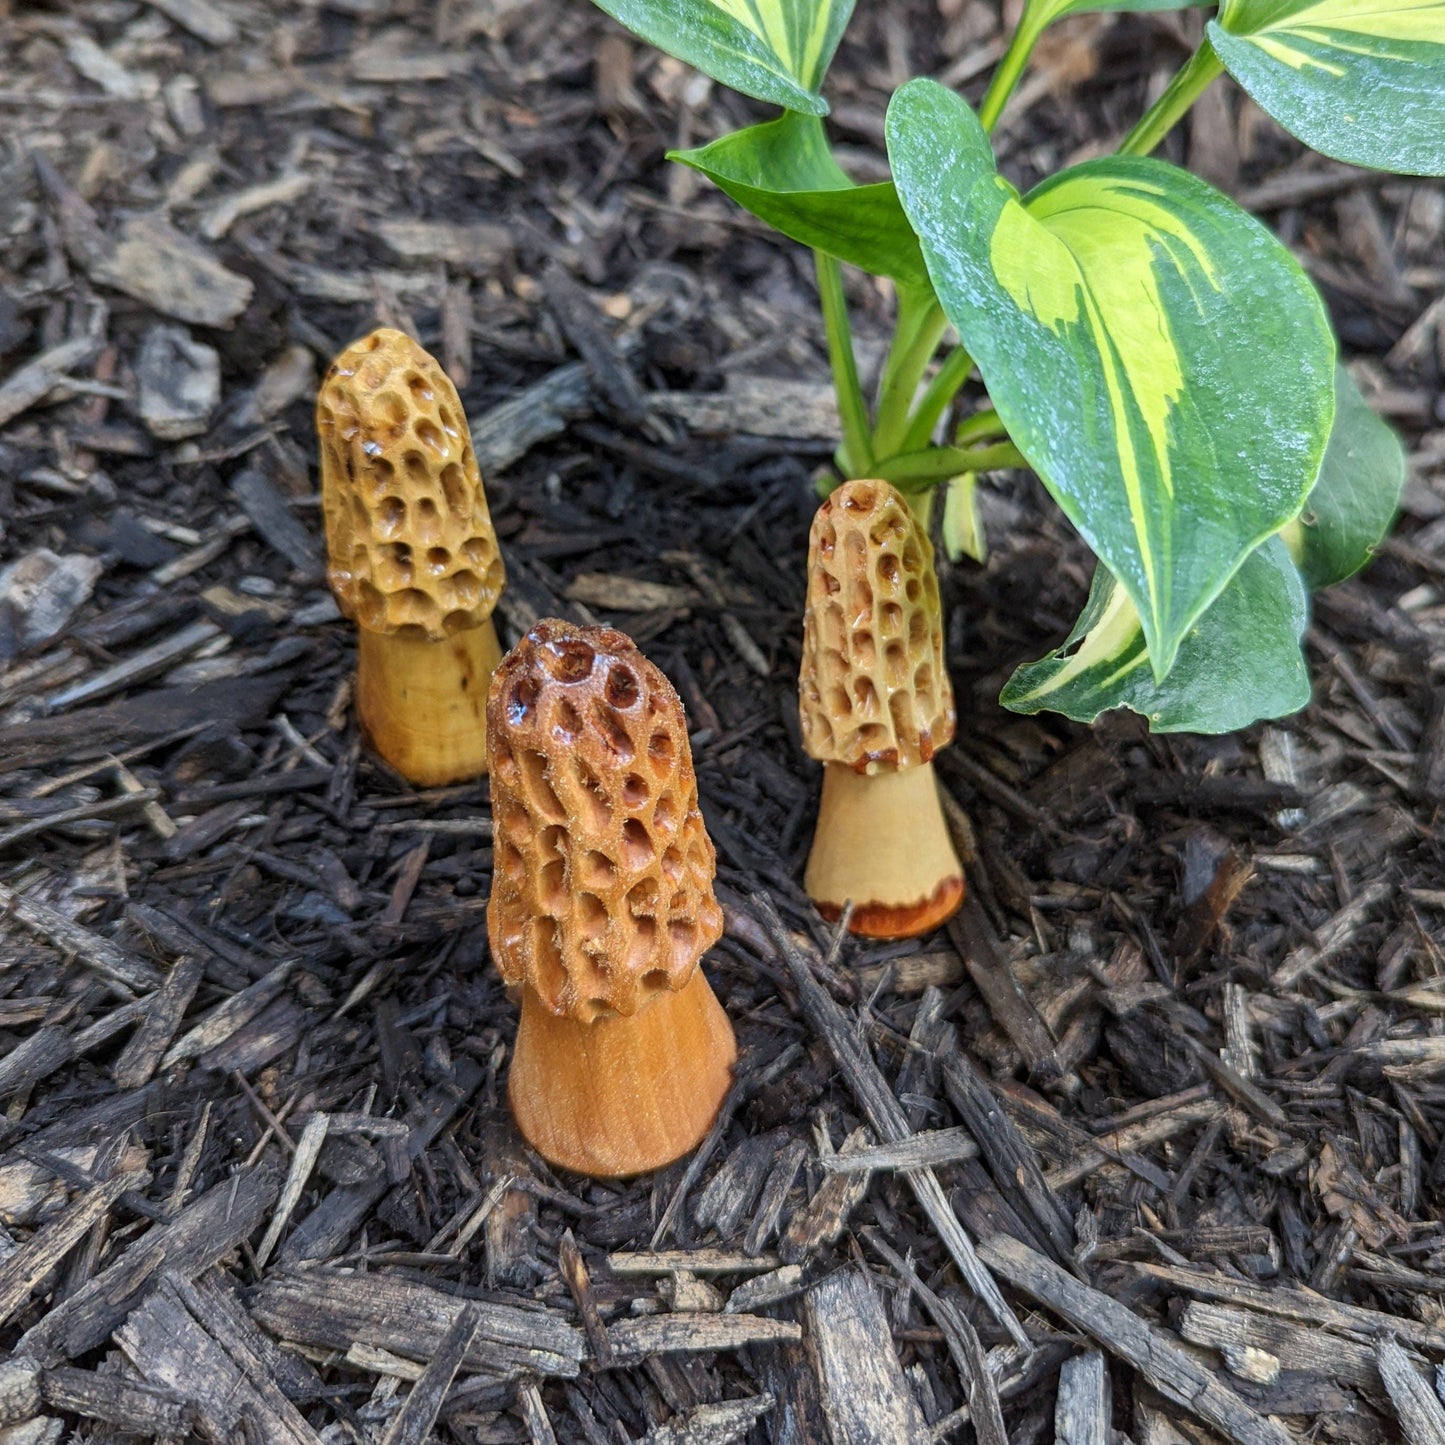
{"left": 901, "top": 345, "right": 974, "bottom": 453}
{"left": 1118, "top": 44, "right": 1226, "bottom": 157}
{"left": 814, "top": 250, "right": 874, "bottom": 477}
{"left": 871, "top": 289, "right": 948, "bottom": 461}
{"left": 906, "top": 488, "right": 935, "bottom": 529}
{"left": 978, "top": 8, "right": 1050, "bottom": 134}
{"left": 953, "top": 406, "right": 1005, "bottom": 447}
{"left": 876, "top": 440, "right": 1025, "bottom": 487}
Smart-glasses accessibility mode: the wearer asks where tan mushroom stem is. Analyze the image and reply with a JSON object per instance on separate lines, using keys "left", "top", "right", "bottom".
{"left": 804, "top": 761, "right": 964, "bottom": 939}
{"left": 798, "top": 479, "right": 965, "bottom": 939}
{"left": 355, "top": 620, "right": 502, "bottom": 789}
{"left": 318, "top": 327, "right": 506, "bottom": 786}
{"left": 487, "top": 619, "right": 737, "bottom": 1177}
{"left": 508, "top": 971, "right": 735, "bottom": 1176}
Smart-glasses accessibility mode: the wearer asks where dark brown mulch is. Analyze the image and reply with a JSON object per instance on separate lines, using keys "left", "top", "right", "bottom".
{"left": 1, "top": 0, "right": 1444, "bottom": 1440}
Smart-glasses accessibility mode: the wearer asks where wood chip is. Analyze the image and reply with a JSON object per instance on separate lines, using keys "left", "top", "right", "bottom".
{"left": 0, "top": 1169, "right": 148, "bottom": 1326}
{"left": 979, "top": 1235, "right": 1291, "bottom": 1445}
{"left": 605, "top": 1311, "right": 801, "bottom": 1365}
{"left": 0, "top": 336, "right": 103, "bottom": 428}
{"left": 1377, "top": 1336, "right": 1445, "bottom": 1445}
{"left": 754, "top": 892, "right": 1028, "bottom": 1348}
{"left": 17, "top": 1165, "right": 281, "bottom": 1363}
{"left": 379, "top": 1303, "right": 484, "bottom": 1445}
{"left": 801, "top": 1267, "right": 930, "bottom": 1445}
{"left": 249, "top": 1269, "right": 585, "bottom": 1379}
{"left": 90, "top": 216, "right": 253, "bottom": 327}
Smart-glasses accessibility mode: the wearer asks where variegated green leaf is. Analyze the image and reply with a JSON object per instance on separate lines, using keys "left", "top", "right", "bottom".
{"left": 1281, "top": 365, "right": 1406, "bottom": 588}
{"left": 1210, "top": 0, "right": 1445, "bottom": 175}
{"left": 886, "top": 78, "right": 1336, "bottom": 681}
{"left": 670, "top": 113, "right": 929, "bottom": 287}
{"left": 591, "top": 0, "right": 853, "bottom": 114}
{"left": 1001, "top": 539, "right": 1310, "bottom": 732}
{"left": 1021, "top": 0, "right": 1207, "bottom": 33}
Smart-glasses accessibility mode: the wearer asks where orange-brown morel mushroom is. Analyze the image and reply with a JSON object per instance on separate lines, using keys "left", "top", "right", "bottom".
{"left": 319, "top": 327, "right": 505, "bottom": 786}
{"left": 486, "top": 619, "right": 737, "bottom": 1176}
{"left": 799, "top": 479, "right": 965, "bottom": 939}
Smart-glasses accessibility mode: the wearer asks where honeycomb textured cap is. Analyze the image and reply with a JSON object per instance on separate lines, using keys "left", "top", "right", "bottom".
{"left": 799, "top": 479, "right": 954, "bottom": 772}
{"left": 487, "top": 620, "right": 724, "bottom": 1024}
{"left": 318, "top": 328, "right": 505, "bottom": 642}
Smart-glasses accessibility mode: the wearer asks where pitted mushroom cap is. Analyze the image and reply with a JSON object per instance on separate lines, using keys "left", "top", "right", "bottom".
{"left": 799, "top": 479, "right": 954, "bottom": 773}
{"left": 318, "top": 328, "right": 505, "bottom": 642}
{"left": 486, "top": 620, "right": 724, "bottom": 1025}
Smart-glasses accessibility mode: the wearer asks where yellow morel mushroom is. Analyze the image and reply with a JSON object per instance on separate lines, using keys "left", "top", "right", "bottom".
{"left": 799, "top": 479, "right": 965, "bottom": 938}
{"left": 487, "top": 619, "right": 737, "bottom": 1176}
{"left": 318, "top": 327, "right": 505, "bottom": 786}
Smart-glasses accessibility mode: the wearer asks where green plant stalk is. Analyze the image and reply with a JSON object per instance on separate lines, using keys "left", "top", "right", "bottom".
{"left": 814, "top": 250, "right": 874, "bottom": 477}
{"left": 901, "top": 345, "right": 975, "bottom": 453}
{"left": 877, "top": 440, "right": 1025, "bottom": 488}
{"left": 978, "top": 7, "right": 1052, "bottom": 133}
{"left": 1119, "top": 44, "right": 1227, "bottom": 157}
{"left": 954, "top": 407, "right": 1005, "bottom": 446}
{"left": 871, "top": 290, "right": 949, "bottom": 460}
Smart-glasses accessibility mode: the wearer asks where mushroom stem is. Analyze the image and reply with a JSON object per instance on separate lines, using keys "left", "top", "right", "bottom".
{"left": 804, "top": 760, "right": 965, "bottom": 939}
{"left": 355, "top": 619, "right": 502, "bottom": 787}
{"left": 508, "top": 968, "right": 736, "bottom": 1177}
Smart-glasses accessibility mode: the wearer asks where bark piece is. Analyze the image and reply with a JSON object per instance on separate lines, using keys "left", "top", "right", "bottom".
{"left": 115, "top": 1276, "right": 323, "bottom": 1445}
{"left": 135, "top": 324, "right": 219, "bottom": 439}
{"left": 1056, "top": 1350, "right": 1112, "bottom": 1445}
{"left": 16, "top": 1166, "right": 280, "bottom": 1363}
{"left": 0, "top": 1170, "right": 148, "bottom": 1327}
{"left": 1377, "top": 1336, "right": 1445, "bottom": 1445}
{"left": 91, "top": 216, "right": 253, "bottom": 327}
{"left": 378, "top": 1303, "right": 484, "bottom": 1445}
{"left": 248, "top": 1268, "right": 585, "bottom": 1379}
{"left": 801, "top": 1268, "right": 930, "bottom": 1445}
{"left": 978, "top": 1234, "right": 1291, "bottom": 1445}
{"left": 0, "top": 550, "right": 104, "bottom": 660}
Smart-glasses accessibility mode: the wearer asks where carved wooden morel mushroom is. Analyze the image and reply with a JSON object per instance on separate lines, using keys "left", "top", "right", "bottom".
{"left": 799, "top": 479, "right": 965, "bottom": 938}
{"left": 487, "top": 620, "right": 736, "bottom": 1176}
{"left": 318, "top": 328, "right": 505, "bottom": 786}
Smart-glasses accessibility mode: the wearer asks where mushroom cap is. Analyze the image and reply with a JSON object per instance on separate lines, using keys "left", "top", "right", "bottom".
{"left": 798, "top": 479, "right": 954, "bottom": 773}
{"left": 486, "top": 620, "right": 724, "bottom": 1025}
{"left": 317, "top": 328, "right": 505, "bottom": 642}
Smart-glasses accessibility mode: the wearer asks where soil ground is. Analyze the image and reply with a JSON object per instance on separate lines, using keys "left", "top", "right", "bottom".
{"left": 1, "top": 0, "right": 1444, "bottom": 1440}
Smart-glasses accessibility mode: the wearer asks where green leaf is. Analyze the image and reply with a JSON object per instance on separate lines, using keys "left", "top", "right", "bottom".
{"left": 670, "top": 113, "right": 929, "bottom": 287}
{"left": 1282, "top": 365, "right": 1406, "bottom": 588}
{"left": 942, "top": 473, "right": 988, "bottom": 563}
{"left": 591, "top": 0, "right": 853, "bottom": 114}
{"left": 1025, "top": 0, "right": 1207, "bottom": 27}
{"left": 1001, "top": 538, "right": 1311, "bottom": 732}
{"left": 886, "top": 78, "right": 1336, "bottom": 681}
{"left": 1209, "top": 0, "right": 1445, "bottom": 176}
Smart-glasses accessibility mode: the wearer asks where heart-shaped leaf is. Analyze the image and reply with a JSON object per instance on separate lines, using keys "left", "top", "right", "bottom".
{"left": 591, "top": 0, "right": 854, "bottom": 114}
{"left": 1001, "top": 538, "right": 1311, "bottom": 732}
{"left": 1283, "top": 365, "right": 1407, "bottom": 588}
{"left": 671, "top": 113, "right": 930, "bottom": 288}
{"left": 1209, "top": 0, "right": 1445, "bottom": 176}
{"left": 887, "top": 78, "right": 1336, "bottom": 680}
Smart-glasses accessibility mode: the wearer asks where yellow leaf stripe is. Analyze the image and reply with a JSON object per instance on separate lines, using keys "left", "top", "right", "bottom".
{"left": 707, "top": 0, "right": 840, "bottom": 85}
{"left": 988, "top": 174, "right": 1221, "bottom": 636}
{"left": 1229, "top": 0, "right": 1445, "bottom": 73}
{"left": 1007, "top": 579, "right": 1149, "bottom": 705}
